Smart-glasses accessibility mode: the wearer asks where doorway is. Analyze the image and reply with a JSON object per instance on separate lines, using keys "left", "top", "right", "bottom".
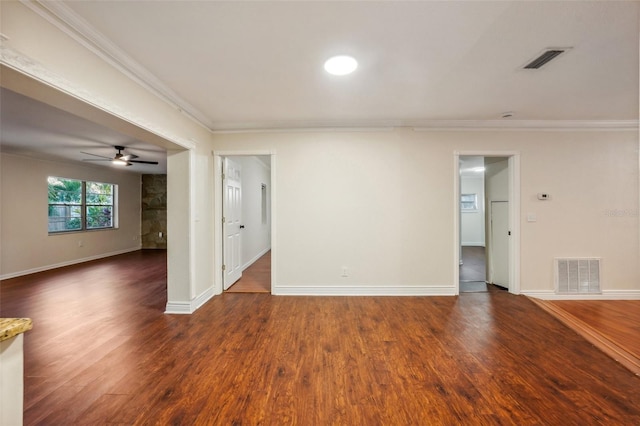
{"left": 456, "top": 153, "right": 520, "bottom": 295}
{"left": 459, "top": 155, "right": 488, "bottom": 292}
{"left": 215, "top": 152, "right": 274, "bottom": 295}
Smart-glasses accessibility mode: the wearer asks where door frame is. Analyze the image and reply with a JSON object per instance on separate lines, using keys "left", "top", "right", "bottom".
{"left": 454, "top": 151, "right": 520, "bottom": 295}
{"left": 214, "top": 150, "right": 276, "bottom": 295}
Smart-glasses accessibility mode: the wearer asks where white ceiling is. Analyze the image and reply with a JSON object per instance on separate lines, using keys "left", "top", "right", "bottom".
{"left": 1, "top": 1, "right": 638, "bottom": 169}
{"left": 61, "top": 0, "right": 639, "bottom": 129}
{"left": 0, "top": 88, "right": 167, "bottom": 173}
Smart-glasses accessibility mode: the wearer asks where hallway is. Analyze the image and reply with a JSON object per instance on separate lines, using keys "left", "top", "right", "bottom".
{"left": 225, "top": 250, "right": 271, "bottom": 293}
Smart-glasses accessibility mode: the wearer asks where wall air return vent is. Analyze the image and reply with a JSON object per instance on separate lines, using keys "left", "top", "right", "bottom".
{"left": 555, "top": 258, "right": 601, "bottom": 294}
{"left": 523, "top": 49, "right": 568, "bottom": 69}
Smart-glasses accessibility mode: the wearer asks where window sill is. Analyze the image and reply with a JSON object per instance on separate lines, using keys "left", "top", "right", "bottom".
{"left": 48, "top": 227, "right": 118, "bottom": 236}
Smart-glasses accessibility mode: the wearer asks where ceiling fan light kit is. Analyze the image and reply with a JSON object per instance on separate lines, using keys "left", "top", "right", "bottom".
{"left": 81, "top": 145, "right": 159, "bottom": 167}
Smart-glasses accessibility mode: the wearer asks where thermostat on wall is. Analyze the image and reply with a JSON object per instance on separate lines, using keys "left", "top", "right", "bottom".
{"left": 537, "top": 193, "right": 550, "bottom": 200}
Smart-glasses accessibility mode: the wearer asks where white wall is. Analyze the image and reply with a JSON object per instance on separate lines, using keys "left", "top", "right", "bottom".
{"left": 212, "top": 129, "right": 640, "bottom": 296}
{"left": 460, "top": 176, "right": 485, "bottom": 246}
{"left": 0, "top": 153, "right": 142, "bottom": 278}
{"left": 231, "top": 156, "right": 271, "bottom": 269}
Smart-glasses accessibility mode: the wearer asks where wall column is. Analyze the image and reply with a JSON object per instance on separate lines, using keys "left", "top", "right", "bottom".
{"left": 165, "top": 149, "right": 195, "bottom": 313}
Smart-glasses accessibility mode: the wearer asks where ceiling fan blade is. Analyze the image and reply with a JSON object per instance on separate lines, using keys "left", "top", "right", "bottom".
{"left": 121, "top": 154, "right": 138, "bottom": 161}
{"left": 82, "top": 159, "right": 111, "bottom": 162}
{"left": 129, "top": 160, "right": 159, "bottom": 165}
{"left": 81, "top": 151, "right": 112, "bottom": 160}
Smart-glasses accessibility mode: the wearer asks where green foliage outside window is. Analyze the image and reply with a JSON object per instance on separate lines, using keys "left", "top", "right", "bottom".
{"left": 86, "top": 182, "right": 114, "bottom": 229}
{"left": 48, "top": 177, "right": 116, "bottom": 233}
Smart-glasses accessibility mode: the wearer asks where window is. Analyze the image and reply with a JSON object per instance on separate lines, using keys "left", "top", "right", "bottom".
{"left": 86, "top": 181, "right": 114, "bottom": 229}
{"left": 461, "top": 193, "right": 478, "bottom": 211}
{"left": 48, "top": 177, "right": 116, "bottom": 233}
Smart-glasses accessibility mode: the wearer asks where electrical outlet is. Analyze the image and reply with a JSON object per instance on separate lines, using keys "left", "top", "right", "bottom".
{"left": 78, "top": 240, "right": 83, "bottom": 247}
{"left": 341, "top": 267, "right": 349, "bottom": 277}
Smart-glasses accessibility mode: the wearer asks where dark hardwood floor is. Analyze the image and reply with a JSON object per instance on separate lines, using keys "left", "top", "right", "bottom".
{"left": 225, "top": 250, "right": 270, "bottom": 293}
{"left": 532, "top": 298, "right": 640, "bottom": 375}
{"left": 1, "top": 250, "right": 639, "bottom": 425}
{"left": 549, "top": 300, "right": 640, "bottom": 359}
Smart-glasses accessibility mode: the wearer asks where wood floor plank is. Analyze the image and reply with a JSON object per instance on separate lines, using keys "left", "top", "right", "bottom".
{"left": 225, "top": 250, "right": 271, "bottom": 293}
{"left": 549, "top": 299, "right": 640, "bottom": 358}
{"left": 531, "top": 297, "right": 640, "bottom": 376}
{"left": 1, "top": 250, "right": 639, "bottom": 424}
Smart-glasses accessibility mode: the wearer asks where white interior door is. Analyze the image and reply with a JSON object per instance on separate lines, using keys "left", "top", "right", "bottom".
{"left": 490, "top": 201, "right": 509, "bottom": 288}
{"left": 223, "top": 157, "right": 243, "bottom": 290}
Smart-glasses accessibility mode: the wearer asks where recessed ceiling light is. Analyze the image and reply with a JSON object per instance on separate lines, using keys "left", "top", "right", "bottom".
{"left": 324, "top": 55, "right": 358, "bottom": 76}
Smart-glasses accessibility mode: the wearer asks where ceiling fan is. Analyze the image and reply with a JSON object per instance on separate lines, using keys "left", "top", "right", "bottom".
{"left": 81, "top": 145, "right": 159, "bottom": 167}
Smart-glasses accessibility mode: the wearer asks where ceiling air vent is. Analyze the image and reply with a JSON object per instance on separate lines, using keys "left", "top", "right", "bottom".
{"left": 523, "top": 49, "right": 568, "bottom": 69}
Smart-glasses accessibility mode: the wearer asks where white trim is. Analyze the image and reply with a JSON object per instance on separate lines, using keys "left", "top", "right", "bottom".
{"left": 412, "top": 120, "right": 638, "bottom": 132}
{"left": 0, "top": 246, "right": 141, "bottom": 280}
{"left": 214, "top": 150, "right": 274, "bottom": 157}
{"left": 461, "top": 242, "right": 485, "bottom": 247}
{"left": 191, "top": 286, "right": 216, "bottom": 311}
{"left": 188, "top": 149, "right": 197, "bottom": 300}
{"left": 508, "top": 155, "right": 521, "bottom": 295}
{"left": 165, "top": 286, "right": 216, "bottom": 314}
{"left": 273, "top": 285, "right": 457, "bottom": 297}
{"left": 164, "top": 301, "right": 192, "bottom": 314}
{"left": 213, "top": 154, "right": 224, "bottom": 296}
{"left": 211, "top": 126, "right": 398, "bottom": 134}
{"left": 270, "top": 154, "right": 277, "bottom": 296}
{"left": 210, "top": 120, "right": 639, "bottom": 134}
{"left": 524, "top": 290, "right": 640, "bottom": 300}
{"left": 0, "top": 46, "right": 195, "bottom": 151}
{"left": 24, "top": 0, "right": 213, "bottom": 131}
{"left": 453, "top": 155, "right": 461, "bottom": 295}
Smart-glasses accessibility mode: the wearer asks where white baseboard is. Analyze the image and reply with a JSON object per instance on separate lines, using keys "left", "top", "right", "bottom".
{"left": 242, "top": 247, "right": 271, "bottom": 271}
{"left": 191, "top": 286, "right": 216, "bottom": 311}
{"left": 164, "top": 301, "right": 192, "bottom": 314}
{"left": 523, "top": 290, "right": 640, "bottom": 300}
{"left": 165, "top": 286, "right": 216, "bottom": 314}
{"left": 0, "top": 246, "right": 141, "bottom": 280}
{"left": 273, "top": 285, "right": 457, "bottom": 296}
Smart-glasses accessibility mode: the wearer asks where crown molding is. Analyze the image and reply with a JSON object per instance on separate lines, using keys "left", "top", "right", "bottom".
{"left": 22, "top": 0, "right": 214, "bottom": 132}
{"left": 411, "top": 119, "right": 639, "bottom": 132}
{"left": 1, "top": 46, "right": 195, "bottom": 150}
{"left": 15, "top": 1, "right": 640, "bottom": 136}
{"left": 210, "top": 119, "right": 639, "bottom": 134}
